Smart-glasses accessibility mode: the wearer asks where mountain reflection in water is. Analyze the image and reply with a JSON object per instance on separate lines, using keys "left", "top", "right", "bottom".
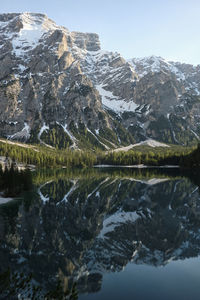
{"left": 0, "top": 168, "right": 200, "bottom": 299}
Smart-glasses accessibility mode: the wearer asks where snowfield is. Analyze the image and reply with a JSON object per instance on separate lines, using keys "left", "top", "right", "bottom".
{"left": 96, "top": 84, "right": 138, "bottom": 113}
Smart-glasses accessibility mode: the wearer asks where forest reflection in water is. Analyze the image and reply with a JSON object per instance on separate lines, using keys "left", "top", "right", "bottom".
{"left": 0, "top": 167, "right": 200, "bottom": 299}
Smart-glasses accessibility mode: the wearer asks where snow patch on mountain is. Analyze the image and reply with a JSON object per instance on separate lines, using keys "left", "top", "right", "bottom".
{"left": 87, "top": 128, "right": 110, "bottom": 150}
{"left": 12, "top": 25, "right": 44, "bottom": 57}
{"left": 96, "top": 84, "right": 138, "bottom": 113}
{"left": 38, "top": 123, "right": 49, "bottom": 140}
{"left": 11, "top": 13, "right": 68, "bottom": 57}
{"left": 58, "top": 123, "right": 78, "bottom": 149}
{"left": 8, "top": 122, "right": 30, "bottom": 140}
{"left": 38, "top": 123, "right": 55, "bottom": 149}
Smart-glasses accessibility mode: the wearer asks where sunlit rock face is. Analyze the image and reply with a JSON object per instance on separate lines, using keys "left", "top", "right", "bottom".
{"left": 0, "top": 13, "right": 200, "bottom": 148}
{"left": 0, "top": 169, "right": 200, "bottom": 296}
{"left": 0, "top": 13, "right": 134, "bottom": 149}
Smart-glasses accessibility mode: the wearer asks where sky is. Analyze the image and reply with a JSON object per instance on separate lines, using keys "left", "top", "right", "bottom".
{"left": 1, "top": 0, "right": 200, "bottom": 65}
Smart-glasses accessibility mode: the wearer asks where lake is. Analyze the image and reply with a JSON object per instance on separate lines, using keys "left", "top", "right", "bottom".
{"left": 0, "top": 167, "right": 200, "bottom": 299}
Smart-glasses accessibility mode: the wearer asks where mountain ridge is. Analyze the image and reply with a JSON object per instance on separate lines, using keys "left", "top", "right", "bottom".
{"left": 0, "top": 12, "right": 200, "bottom": 149}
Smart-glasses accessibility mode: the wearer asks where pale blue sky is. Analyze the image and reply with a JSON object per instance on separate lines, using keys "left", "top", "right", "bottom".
{"left": 1, "top": 0, "right": 200, "bottom": 65}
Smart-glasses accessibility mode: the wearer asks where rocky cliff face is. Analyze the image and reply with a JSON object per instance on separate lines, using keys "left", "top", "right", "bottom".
{"left": 127, "top": 56, "right": 200, "bottom": 144}
{"left": 0, "top": 12, "right": 200, "bottom": 148}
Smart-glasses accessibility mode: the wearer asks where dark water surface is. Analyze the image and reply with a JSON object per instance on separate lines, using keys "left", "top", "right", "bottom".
{"left": 1, "top": 168, "right": 200, "bottom": 299}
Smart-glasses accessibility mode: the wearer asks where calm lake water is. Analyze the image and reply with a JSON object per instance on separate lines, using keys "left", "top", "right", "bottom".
{"left": 1, "top": 168, "right": 200, "bottom": 299}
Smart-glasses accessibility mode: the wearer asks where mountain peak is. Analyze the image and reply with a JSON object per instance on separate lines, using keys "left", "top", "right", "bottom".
{"left": 0, "top": 12, "right": 70, "bottom": 58}
{"left": 0, "top": 12, "right": 68, "bottom": 34}
{"left": 0, "top": 12, "right": 47, "bottom": 25}
{"left": 0, "top": 12, "right": 200, "bottom": 148}
{"left": 128, "top": 55, "right": 187, "bottom": 81}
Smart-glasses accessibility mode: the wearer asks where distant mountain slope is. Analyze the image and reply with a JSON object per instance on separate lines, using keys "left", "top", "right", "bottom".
{"left": 0, "top": 13, "right": 200, "bottom": 148}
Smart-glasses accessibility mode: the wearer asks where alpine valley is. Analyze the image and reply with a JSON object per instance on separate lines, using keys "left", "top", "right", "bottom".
{"left": 0, "top": 12, "right": 200, "bottom": 150}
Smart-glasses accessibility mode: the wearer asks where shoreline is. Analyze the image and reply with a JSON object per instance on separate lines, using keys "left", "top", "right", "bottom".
{"left": 94, "top": 164, "right": 180, "bottom": 169}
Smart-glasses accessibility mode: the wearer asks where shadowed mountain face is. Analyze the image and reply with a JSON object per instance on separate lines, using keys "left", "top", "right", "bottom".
{"left": 0, "top": 169, "right": 200, "bottom": 297}
{"left": 0, "top": 13, "right": 200, "bottom": 148}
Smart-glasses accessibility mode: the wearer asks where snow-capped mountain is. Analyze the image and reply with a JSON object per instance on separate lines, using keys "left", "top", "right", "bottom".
{"left": 0, "top": 12, "right": 200, "bottom": 148}
{"left": 129, "top": 55, "right": 200, "bottom": 87}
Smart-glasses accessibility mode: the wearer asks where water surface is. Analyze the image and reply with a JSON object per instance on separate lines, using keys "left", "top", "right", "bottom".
{"left": 0, "top": 168, "right": 200, "bottom": 299}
